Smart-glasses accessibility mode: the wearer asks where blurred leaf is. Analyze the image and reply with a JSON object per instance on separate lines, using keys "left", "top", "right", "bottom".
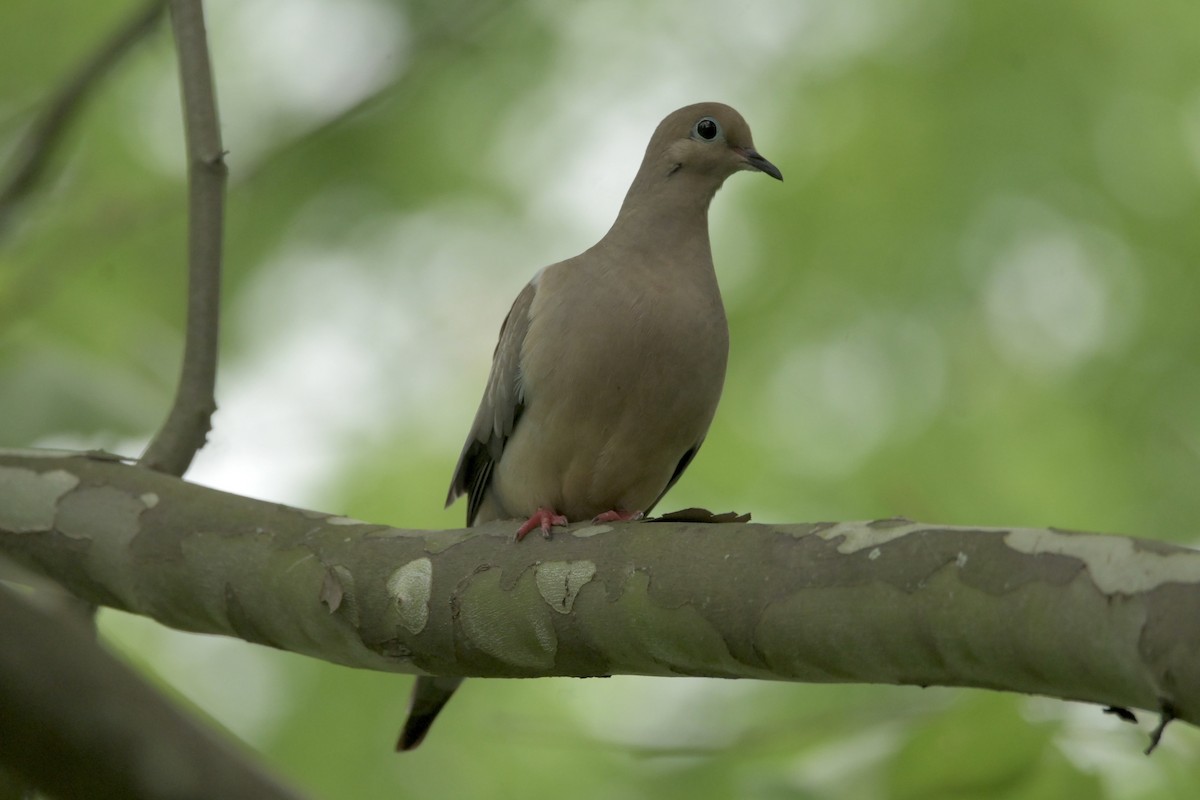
{"left": 887, "top": 693, "right": 1099, "bottom": 800}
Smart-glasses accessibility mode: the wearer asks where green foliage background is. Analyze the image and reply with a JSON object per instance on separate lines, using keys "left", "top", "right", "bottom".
{"left": 3, "top": 0, "right": 1200, "bottom": 797}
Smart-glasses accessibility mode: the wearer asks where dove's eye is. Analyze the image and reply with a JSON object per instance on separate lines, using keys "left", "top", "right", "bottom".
{"left": 693, "top": 117, "right": 720, "bottom": 141}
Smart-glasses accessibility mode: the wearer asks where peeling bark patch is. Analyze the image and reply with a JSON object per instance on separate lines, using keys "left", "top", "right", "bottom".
{"left": 0, "top": 448, "right": 77, "bottom": 459}
{"left": 1004, "top": 528, "right": 1200, "bottom": 594}
{"left": 321, "top": 568, "right": 345, "bottom": 612}
{"left": 869, "top": 517, "right": 915, "bottom": 528}
{"left": 813, "top": 520, "right": 923, "bottom": 553}
{"left": 571, "top": 525, "right": 612, "bottom": 538}
{"left": 387, "top": 558, "right": 432, "bottom": 634}
{"left": 327, "top": 515, "right": 370, "bottom": 526}
{"left": 535, "top": 560, "right": 596, "bottom": 614}
{"left": 457, "top": 567, "right": 558, "bottom": 670}
{"left": 596, "top": 570, "right": 748, "bottom": 677}
{"left": 55, "top": 487, "right": 158, "bottom": 604}
{"left": 421, "top": 529, "right": 477, "bottom": 554}
{"left": 322, "top": 565, "right": 359, "bottom": 626}
{"left": 226, "top": 584, "right": 274, "bottom": 646}
{"left": 0, "top": 467, "right": 78, "bottom": 533}
{"left": 57, "top": 487, "right": 148, "bottom": 542}
{"left": 363, "top": 526, "right": 475, "bottom": 553}
{"left": 779, "top": 522, "right": 837, "bottom": 538}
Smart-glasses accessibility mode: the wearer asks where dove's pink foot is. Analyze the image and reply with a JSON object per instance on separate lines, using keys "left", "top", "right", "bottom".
{"left": 515, "top": 507, "right": 568, "bottom": 541}
{"left": 592, "top": 509, "right": 645, "bottom": 524}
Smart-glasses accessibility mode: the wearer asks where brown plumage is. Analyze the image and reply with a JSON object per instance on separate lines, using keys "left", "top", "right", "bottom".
{"left": 398, "top": 102, "right": 781, "bottom": 751}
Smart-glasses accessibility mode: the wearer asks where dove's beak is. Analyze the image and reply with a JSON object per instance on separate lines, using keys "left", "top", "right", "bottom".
{"left": 738, "top": 148, "right": 783, "bottom": 181}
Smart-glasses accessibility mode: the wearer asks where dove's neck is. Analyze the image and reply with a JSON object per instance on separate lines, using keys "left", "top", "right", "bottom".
{"left": 604, "top": 168, "right": 720, "bottom": 254}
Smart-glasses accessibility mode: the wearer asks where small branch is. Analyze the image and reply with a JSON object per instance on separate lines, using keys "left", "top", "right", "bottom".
{"left": 140, "top": 0, "right": 227, "bottom": 476}
{"left": 0, "top": 0, "right": 167, "bottom": 239}
{"left": 0, "top": 575, "right": 307, "bottom": 799}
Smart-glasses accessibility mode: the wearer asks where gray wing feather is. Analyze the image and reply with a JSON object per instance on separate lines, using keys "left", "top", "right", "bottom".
{"left": 644, "top": 439, "right": 704, "bottom": 516}
{"left": 445, "top": 280, "right": 537, "bottom": 524}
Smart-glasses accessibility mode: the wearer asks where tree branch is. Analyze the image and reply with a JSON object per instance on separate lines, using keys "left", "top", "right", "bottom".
{"left": 140, "top": 0, "right": 226, "bottom": 477}
{"left": 0, "top": 565, "right": 307, "bottom": 799}
{"left": 0, "top": 0, "right": 168, "bottom": 240}
{"left": 2, "top": 450, "right": 1198, "bottom": 743}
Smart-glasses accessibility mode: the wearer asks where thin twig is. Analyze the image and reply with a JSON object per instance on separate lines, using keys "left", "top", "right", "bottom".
{"left": 140, "top": 0, "right": 227, "bottom": 476}
{"left": 0, "top": 0, "right": 167, "bottom": 240}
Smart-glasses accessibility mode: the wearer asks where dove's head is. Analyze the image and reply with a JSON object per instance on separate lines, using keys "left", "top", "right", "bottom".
{"left": 652, "top": 102, "right": 783, "bottom": 184}
{"left": 615, "top": 102, "right": 781, "bottom": 226}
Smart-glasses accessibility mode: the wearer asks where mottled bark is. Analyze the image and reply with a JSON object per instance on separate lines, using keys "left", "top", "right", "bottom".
{"left": 2, "top": 450, "right": 1198, "bottom": 732}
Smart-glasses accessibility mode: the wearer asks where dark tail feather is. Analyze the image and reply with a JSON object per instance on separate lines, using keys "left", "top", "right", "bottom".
{"left": 396, "top": 676, "right": 464, "bottom": 751}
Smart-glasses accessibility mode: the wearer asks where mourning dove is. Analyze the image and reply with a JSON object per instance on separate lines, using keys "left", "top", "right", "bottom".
{"left": 396, "top": 102, "right": 781, "bottom": 750}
